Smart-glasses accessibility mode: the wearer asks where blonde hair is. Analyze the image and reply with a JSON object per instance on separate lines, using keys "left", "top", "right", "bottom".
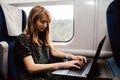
{"left": 24, "top": 6, "right": 52, "bottom": 46}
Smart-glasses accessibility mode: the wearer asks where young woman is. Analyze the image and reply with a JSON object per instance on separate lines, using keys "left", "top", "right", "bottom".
{"left": 15, "top": 6, "right": 87, "bottom": 80}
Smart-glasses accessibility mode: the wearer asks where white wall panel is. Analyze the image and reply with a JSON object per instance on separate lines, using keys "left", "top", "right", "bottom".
{"left": 96, "top": 0, "right": 113, "bottom": 52}
{"left": 73, "top": 0, "right": 95, "bottom": 50}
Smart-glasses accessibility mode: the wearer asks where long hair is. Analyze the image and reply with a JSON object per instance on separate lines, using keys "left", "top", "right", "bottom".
{"left": 24, "top": 6, "right": 52, "bottom": 46}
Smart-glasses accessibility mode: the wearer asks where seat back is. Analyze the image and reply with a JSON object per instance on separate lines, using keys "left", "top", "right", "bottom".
{"left": 107, "top": 0, "right": 120, "bottom": 67}
{"left": 0, "top": 5, "right": 27, "bottom": 80}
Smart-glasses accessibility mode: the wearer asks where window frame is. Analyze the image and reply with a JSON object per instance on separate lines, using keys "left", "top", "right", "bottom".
{"left": 14, "top": 0, "right": 75, "bottom": 43}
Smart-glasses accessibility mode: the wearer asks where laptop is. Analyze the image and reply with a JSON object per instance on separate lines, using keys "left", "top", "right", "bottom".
{"left": 52, "top": 35, "right": 106, "bottom": 78}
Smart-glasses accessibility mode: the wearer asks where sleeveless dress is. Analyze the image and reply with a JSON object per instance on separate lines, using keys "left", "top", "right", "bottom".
{"left": 15, "top": 34, "right": 62, "bottom": 80}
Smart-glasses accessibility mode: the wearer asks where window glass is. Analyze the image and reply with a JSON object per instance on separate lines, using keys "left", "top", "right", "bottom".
{"left": 19, "top": 4, "right": 74, "bottom": 42}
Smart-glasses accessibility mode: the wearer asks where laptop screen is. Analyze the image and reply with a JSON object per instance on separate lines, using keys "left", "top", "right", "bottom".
{"left": 93, "top": 35, "right": 106, "bottom": 64}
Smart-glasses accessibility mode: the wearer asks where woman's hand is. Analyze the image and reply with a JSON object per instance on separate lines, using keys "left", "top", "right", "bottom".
{"left": 66, "top": 53, "right": 87, "bottom": 63}
{"left": 60, "top": 60, "right": 84, "bottom": 69}
{"left": 70, "top": 55, "right": 87, "bottom": 63}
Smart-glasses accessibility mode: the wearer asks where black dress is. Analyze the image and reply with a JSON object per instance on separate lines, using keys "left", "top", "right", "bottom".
{"left": 15, "top": 34, "right": 62, "bottom": 80}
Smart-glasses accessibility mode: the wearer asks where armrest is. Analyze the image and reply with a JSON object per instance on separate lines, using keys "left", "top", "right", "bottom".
{"left": 0, "top": 41, "right": 8, "bottom": 80}
{"left": 107, "top": 57, "right": 120, "bottom": 76}
{"left": 113, "top": 76, "right": 120, "bottom": 80}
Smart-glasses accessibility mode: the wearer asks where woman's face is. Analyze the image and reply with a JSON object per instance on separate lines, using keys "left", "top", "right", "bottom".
{"left": 36, "top": 18, "right": 48, "bottom": 32}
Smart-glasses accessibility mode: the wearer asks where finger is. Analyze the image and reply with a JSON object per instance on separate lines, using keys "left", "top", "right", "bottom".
{"left": 78, "top": 56, "right": 84, "bottom": 63}
{"left": 75, "top": 60, "right": 84, "bottom": 67}
{"left": 80, "top": 56, "right": 87, "bottom": 63}
{"left": 78, "top": 61, "right": 84, "bottom": 66}
{"left": 73, "top": 65, "right": 81, "bottom": 69}
{"left": 83, "top": 57, "right": 87, "bottom": 63}
{"left": 74, "top": 61, "right": 85, "bottom": 69}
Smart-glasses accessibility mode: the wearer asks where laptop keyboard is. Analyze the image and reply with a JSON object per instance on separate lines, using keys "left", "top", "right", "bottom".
{"left": 67, "top": 59, "right": 91, "bottom": 75}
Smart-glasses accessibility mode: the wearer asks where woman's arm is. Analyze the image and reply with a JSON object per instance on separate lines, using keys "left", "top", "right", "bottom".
{"left": 49, "top": 45, "right": 67, "bottom": 59}
{"left": 23, "top": 55, "right": 84, "bottom": 74}
{"left": 23, "top": 55, "right": 62, "bottom": 74}
{"left": 50, "top": 45, "right": 87, "bottom": 63}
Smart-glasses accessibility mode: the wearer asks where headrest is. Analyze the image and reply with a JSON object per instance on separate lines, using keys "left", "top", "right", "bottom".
{"left": 0, "top": 2, "right": 23, "bottom": 36}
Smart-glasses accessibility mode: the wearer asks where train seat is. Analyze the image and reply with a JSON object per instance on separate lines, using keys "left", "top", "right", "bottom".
{"left": 0, "top": 3, "right": 27, "bottom": 80}
{"left": 107, "top": 0, "right": 120, "bottom": 76}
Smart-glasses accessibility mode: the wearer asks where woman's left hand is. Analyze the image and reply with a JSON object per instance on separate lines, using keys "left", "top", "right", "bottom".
{"left": 70, "top": 54, "right": 87, "bottom": 63}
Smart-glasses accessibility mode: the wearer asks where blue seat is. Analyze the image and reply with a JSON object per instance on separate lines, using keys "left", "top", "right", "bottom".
{"left": 0, "top": 5, "right": 27, "bottom": 80}
{"left": 107, "top": 0, "right": 120, "bottom": 67}
{"left": 107, "top": 0, "right": 120, "bottom": 76}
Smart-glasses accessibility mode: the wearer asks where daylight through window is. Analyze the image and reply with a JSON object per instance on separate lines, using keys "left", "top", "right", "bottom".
{"left": 19, "top": 4, "right": 74, "bottom": 42}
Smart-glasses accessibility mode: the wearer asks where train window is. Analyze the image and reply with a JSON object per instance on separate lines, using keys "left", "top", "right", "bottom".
{"left": 19, "top": 4, "right": 74, "bottom": 42}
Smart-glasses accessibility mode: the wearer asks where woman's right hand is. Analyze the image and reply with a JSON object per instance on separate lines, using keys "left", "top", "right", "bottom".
{"left": 60, "top": 60, "right": 85, "bottom": 69}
